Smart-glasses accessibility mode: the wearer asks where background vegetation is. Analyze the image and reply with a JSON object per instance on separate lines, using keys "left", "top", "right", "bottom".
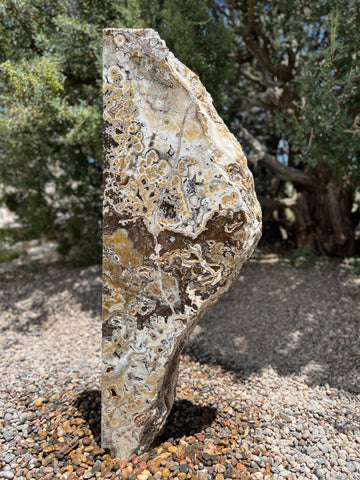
{"left": 1, "top": 0, "right": 359, "bottom": 263}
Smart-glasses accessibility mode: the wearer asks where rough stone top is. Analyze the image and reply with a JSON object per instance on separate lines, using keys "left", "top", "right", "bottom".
{"left": 103, "top": 28, "right": 261, "bottom": 240}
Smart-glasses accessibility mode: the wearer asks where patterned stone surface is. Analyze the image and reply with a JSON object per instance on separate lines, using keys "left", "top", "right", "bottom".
{"left": 102, "top": 28, "right": 261, "bottom": 459}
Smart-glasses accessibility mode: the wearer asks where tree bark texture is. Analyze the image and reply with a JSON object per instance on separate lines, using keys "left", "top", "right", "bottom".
{"left": 241, "top": 128, "right": 356, "bottom": 256}
{"left": 293, "top": 171, "right": 355, "bottom": 257}
{"left": 220, "top": 2, "right": 358, "bottom": 257}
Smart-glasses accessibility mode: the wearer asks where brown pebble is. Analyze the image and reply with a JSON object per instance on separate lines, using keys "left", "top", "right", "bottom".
{"left": 61, "top": 466, "right": 74, "bottom": 473}
{"left": 44, "top": 446, "right": 55, "bottom": 454}
{"left": 214, "top": 465, "right": 226, "bottom": 474}
{"left": 137, "top": 474, "right": 149, "bottom": 480}
{"left": 42, "top": 453, "right": 56, "bottom": 466}
{"left": 72, "top": 456, "right": 81, "bottom": 466}
{"left": 59, "top": 444, "right": 70, "bottom": 455}
{"left": 147, "top": 460, "right": 158, "bottom": 474}
{"left": 139, "top": 461, "right": 147, "bottom": 471}
{"left": 92, "top": 447, "right": 105, "bottom": 456}
{"left": 162, "top": 468, "right": 170, "bottom": 479}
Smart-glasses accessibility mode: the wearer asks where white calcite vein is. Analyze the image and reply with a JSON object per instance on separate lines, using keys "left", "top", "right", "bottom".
{"left": 102, "top": 28, "right": 261, "bottom": 459}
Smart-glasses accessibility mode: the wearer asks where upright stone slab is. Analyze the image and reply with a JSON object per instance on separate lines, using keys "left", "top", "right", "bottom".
{"left": 102, "top": 28, "right": 261, "bottom": 459}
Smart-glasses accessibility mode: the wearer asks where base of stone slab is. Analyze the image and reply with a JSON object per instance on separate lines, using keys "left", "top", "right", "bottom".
{"left": 101, "top": 341, "right": 183, "bottom": 459}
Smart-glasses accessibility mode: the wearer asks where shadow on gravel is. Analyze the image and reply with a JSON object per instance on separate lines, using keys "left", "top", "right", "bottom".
{"left": 0, "top": 263, "right": 101, "bottom": 334}
{"left": 156, "top": 399, "right": 218, "bottom": 444}
{"left": 74, "top": 390, "right": 217, "bottom": 448}
{"left": 2, "top": 259, "right": 359, "bottom": 393}
{"left": 74, "top": 389, "right": 101, "bottom": 444}
{"left": 185, "top": 259, "right": 360, "bottom": 393}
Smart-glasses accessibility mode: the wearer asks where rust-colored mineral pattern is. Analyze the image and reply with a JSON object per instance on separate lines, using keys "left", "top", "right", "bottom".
{"left": 102, "top": 28, "right": 262, "bottom": 459}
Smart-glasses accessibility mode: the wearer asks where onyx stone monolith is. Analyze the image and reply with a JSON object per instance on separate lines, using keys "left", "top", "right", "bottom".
{"left": 102, "top": 28, "right": 262, "bottom": 459}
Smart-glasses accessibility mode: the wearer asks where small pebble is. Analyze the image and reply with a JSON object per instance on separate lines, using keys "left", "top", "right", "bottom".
{"left": 4, "top": 454, "right": 15, "bottom": 464}
{"left": 0, "top": 262, "right": 358, "bottom": 480}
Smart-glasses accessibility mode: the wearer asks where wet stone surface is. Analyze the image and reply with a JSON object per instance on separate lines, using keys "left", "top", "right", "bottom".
{"left": 102, "top": 28, "right": 261, "bottom": 458}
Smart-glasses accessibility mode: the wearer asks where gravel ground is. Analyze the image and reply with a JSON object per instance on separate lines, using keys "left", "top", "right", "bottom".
{"left": 0, "top": 256, "right": 359, "bottom": 480}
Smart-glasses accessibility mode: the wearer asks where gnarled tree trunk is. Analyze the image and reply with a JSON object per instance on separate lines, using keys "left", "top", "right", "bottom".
{"left": 241, "top": 127, "right": 356, "bottom": 257}
{"left": 293, "top": 170, "right": 355, "bottom": 257}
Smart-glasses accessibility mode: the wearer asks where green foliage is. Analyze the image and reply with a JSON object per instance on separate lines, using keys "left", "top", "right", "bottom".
{"left": 141, "top": 0, "right": 234, "bottom": 110}
{"left": 288, "top": 247, "right": 317, "bottom": 266}
{"left": 1, "top": 0, "right": 358, "bottom": 261}
{"left": 0, "top": 1, "right": 110, "bottom": 262}
{"left": 218, "top": 0, "right": 359, "bottom": 255}
{"left": 0, "top": 246, "right": 19, "bottom": 264}
{"left": 222, "top": 0, "right": 360, "bottom": 177}
{"left": 278, "top": 2, "right": 360, "bottom": 184}
{"left": 0, "top": 0, "right": 233, "bottom": 263}
{"left": 341, "top": 256, "right": 360, "bottom": 276}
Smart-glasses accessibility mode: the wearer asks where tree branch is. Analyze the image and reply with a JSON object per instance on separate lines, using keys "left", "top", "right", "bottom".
{"left": 244, "top": 0, "right": 255, "bottom": 36}
{"left": 243, "top": 69, "right": 283, "bottom": 88}
{"left": 231, "top": 98, "right": 279, "bottom": 112}
{"left": 226, "top": 1, "right": 295, "bottom": 83}
{"left": 259, "top": 197, "right": 296, "bottom": 209}
{"left": 239, "top": 127, "right": 313, "bottom": 188}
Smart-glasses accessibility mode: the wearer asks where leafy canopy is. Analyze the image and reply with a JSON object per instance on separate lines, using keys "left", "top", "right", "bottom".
{"left": 0, "top": 0, "right": 233, "bottom": 262}
{"left": 277, "top": 1, "right": 360, "bottom": 183}
{"left": 1, "top": 0, "right": 359, "bottom": 261}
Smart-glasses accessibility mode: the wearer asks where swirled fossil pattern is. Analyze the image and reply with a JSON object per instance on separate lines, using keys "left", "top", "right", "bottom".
{"left": 102, "top": 28, "right": 262, "bottom": 459}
